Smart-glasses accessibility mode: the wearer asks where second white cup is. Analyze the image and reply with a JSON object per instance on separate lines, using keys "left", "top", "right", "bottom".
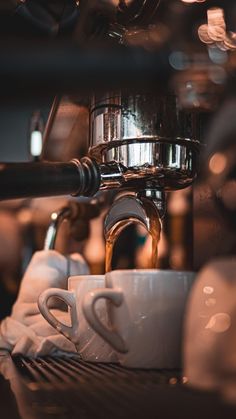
{"left": 38, "top": 275, "right": 117, "bottom": 362}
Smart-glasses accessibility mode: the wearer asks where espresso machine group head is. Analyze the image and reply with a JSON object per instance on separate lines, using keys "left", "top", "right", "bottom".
{"left": 89, "top": 91, "right": 199, "bottom": 232}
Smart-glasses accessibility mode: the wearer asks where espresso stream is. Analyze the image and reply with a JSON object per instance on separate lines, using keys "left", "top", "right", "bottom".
{"left": 105, "top": 214, "right": 162, "bottom": 273}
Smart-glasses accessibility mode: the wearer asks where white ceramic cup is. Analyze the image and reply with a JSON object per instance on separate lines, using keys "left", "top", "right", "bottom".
{"left": 38, "top": 275, "right": 117, "bottom": 362}
{"left": 82, "top": 269, "right": 195, "bottom": 368}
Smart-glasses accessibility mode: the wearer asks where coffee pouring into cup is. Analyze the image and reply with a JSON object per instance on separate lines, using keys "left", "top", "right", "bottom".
{"left": 82, "top": 269, "right": 195, "bottom": 369}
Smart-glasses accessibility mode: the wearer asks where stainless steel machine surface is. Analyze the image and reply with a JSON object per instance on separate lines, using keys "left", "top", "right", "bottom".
{"left": 90, "top": 92, "right": 199, "bottom": 193}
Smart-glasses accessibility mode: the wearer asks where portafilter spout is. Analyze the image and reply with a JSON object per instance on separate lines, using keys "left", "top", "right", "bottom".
{"left": 104, "top": 191, "right": 163, "bottom": 271}
{"left": 104, "top": 193, "right": 163, "bottom": 237}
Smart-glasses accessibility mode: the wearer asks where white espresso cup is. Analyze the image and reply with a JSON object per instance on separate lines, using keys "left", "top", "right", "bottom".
{"left": 38, "top": 275, "right": 117, "bottom": 362}
{"left": 82, "top": 269, "right": 195, "bottom": 368}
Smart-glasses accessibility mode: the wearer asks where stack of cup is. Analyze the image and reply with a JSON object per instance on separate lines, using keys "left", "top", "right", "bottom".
{"left": 38, "top": 270, "right": 195, "bottom": 368}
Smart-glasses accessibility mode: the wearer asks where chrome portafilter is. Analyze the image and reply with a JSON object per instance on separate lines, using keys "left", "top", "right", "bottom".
{"left": 89, "top": 92, "right": 199, "bottom": 268}
{"left": 89, "top": 92, "right": 199, "bottom": 193}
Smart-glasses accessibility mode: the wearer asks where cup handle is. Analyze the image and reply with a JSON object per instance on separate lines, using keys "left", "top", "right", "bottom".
{"left": 38, "top": 288, "right": 79, "bottom": 344}
{"left": 82, "top": 288, "right": 128, "bottom": 353}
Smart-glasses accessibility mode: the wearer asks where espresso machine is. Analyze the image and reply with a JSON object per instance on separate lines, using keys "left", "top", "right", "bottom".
{"left": 1, "top": 0, "right": 236, "bottom": 270}
{"left": 1, "top": 2, "right": 236, "bottom": 418}
{"left": 0, "top": 92, "right": 199, "bottom": 268}
{"left": 0, "top": 0, "right": 200, "bottom": 262}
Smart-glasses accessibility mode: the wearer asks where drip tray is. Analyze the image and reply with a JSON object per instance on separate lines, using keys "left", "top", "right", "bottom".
{"left": 13, "top": 355, "right": 181, "bottom": 389}
{"left": 0, "top": 355, "right": 235, "bottom": 419}
{"left": 12, "top": 356, "right": 182, "bottom": 418}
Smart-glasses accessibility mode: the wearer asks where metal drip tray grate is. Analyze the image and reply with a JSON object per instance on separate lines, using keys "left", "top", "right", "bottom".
{"left": 13, "top": 355, "right": 181, "bottom": 388}
{"left": 0, "top": 356, "right": 234, "bottom": 419}
{"left": 11, "top": 356, "right": 182, "bottom": 418}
